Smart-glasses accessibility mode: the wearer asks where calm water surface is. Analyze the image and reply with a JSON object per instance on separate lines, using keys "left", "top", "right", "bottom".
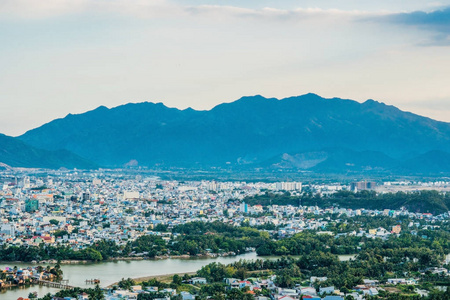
{"left": 0, "top": 253, "right": 257, "bottom": 300}
{"left": 0, "top": 253, "right": 357, "bottom": 300}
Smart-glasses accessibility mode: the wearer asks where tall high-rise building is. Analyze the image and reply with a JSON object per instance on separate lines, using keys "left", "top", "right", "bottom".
{"left": 239, "top": 202, "right": 248, "bottom": 213}
{"left": 350, "top": 181, "right": 377, "bottom": 191}
{"left": 275, "top": 182, "right": 302, "bottom": 191}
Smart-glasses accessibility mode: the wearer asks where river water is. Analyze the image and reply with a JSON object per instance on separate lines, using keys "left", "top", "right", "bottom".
{"left": 0, "top": 253, "right": 357, "bottom": 300}
{"left": 1, "top": 253, "right": 258, "bottom": 300}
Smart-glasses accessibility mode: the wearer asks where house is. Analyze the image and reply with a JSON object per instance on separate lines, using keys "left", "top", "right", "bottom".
{"left": 362, "top": 279, "right": 379, "bottom": 286}
{"left": 301, "top": 297, "right": 320, "bottom": 300}
{"left": 77, "top": 293, "right": 89, "bottom": 300}
{"left": 161, "top": 288, "right": 176, "bottom": 296}
{"left": 229, "top": 280, "right": 240, "bottom": 289}
{"left": 180, "top": 291, "right": 195, "bottom": 300}
{"left": 310, "top": 276, "right": 327, "bottom": 284}
{"left": 18, "top": 269, "right": 32, "bottom": 276}
{"left": 131, "top": 285, "right": 142, "bottom": 292}
{"left": 346, "top": 292, "right": 363, "bottom": 300}
{"left": 301, "top": 287, "right": 317, "bottom": 296}
{"left": 189, "top": 277, "right": 207, "bottom": 284}
{"left": 111, "top": 290, "right": 138, "bottom": 299}
{"left": 257, "top": 279, "right": 273, "bottom": 288}
{"left": 387, "top": 278, "right": 407, "bottom": 285}
{"left": 322, "top": 296, "right": 344, "bottom": 300}
{"left": 368, "top": 288, "right": 378, "bottom": 296}
{"left": 239, "top": 280, "right": 252, "bottom": 289}
{"left": 276, "top": 296, "right": 296, "bottom": 300}
{"left": 319, "top": 286, "right": 335, "bottom": 294}
{"left": 279, "top": 288, "right": 298, "bottom": 298}
{"left": 146, "top": 286, "right": 158, "bottom": 293}
{"left": 224, "top": 278, "right": 239, "bottom": 285}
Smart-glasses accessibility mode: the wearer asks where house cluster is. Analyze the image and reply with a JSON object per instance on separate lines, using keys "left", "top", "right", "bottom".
{"left": 0, "top": 171, "right": 447, "bottom": 254}
{"left": 99, "top": 275, "right": 385, "bottom": 300}
{"left": 0, "top": 173, "right": 300, "bottom": 249}
{"left": 49, "top": 293, "right": 90, "bottom": 300}
{"left": 0, "top": 265, "right": 57, "bottom": 288}
{"left": 105, "top": 285, "right": 192, "bottom": 300}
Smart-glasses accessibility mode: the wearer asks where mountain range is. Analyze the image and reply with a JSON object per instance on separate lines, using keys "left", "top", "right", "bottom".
{"left": 0, "top": 133, "right": 97, "bottom": 169}
{"left": 1, "top": 93, "right": 450, "bottom": 174}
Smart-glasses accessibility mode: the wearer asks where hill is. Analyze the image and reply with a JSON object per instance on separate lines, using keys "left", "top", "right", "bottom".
{"left": 18, "top": 94, "right": 450, "bottom": 173}
{"left": 0, "top": 133, "right": 97, "bottom": 169}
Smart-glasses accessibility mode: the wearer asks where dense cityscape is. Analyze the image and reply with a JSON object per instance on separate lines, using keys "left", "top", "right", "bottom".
{"left": 0, "top": 169, "right": 449, "bottom": 299}
{"left": 2, "top": 0, "right": 450, "bottom": 300}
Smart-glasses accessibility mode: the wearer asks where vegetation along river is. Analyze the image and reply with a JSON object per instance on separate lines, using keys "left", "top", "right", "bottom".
{"left": 0, "top": 253, "right": 358, "bottom": 300}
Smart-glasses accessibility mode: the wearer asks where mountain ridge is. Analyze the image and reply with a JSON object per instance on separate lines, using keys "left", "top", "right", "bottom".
{"left": 0, "top": 133, "right": 97, "bottom": 169}
{"left": 15, "top": 93, "right": 450, "bottom": 174}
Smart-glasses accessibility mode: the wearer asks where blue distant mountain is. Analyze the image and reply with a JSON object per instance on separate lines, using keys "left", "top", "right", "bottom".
{"left": 14, "top": 93, "right": 450, "bottom": 174}
{"left": 0, "top": 133, "right": 97, "bottom": 169}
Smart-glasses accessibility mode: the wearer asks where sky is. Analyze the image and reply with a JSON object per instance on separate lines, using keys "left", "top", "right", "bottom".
{"left": 1, "top": 0, "right": 450, "bottom": 136}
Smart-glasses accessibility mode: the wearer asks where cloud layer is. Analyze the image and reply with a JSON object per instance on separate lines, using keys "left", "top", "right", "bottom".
{"left": 1, "top": 0, "right": 450, "bottom": 135}
{"left": 0, "top": 0, "right": 385, "bottom": 20}
{"left": 385, "top": 6, "right": 450, "bottom": 45}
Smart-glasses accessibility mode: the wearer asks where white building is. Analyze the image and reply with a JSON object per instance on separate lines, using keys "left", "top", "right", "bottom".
{"left": 275, "top": 182, "right": 302, "bottom": 191}
{"left": 0, "top": 224, "right": 15, "bottom": 237}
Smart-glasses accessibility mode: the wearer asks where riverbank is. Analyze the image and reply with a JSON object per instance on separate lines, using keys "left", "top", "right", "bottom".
{"left": 106, "top": 272, "right": 197, "bottom": 288}
{"left": 0, "top": 252, "right": 376, "bottom": 300}
{"left": 0, "top": 251, "right": 261, "bottom": 300}
{"left": 0, "top": 282, "right": 29, "bottom": 289}
{"left": 0, "top": 251, "right": 241, "bottom": 265}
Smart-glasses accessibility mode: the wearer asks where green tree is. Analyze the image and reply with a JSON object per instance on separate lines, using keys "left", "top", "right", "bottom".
{"left": 172, "top": 274, "right": 182, "bottom": 285}
{"left": 49, "top": 219, "right": 60, "bottom": 226}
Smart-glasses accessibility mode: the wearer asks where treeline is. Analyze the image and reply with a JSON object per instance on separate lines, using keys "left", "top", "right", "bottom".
{"left": 256, "top": 231, "right": 360, "bottom": 256}
{"left": 124, "top": 221, "right": 269, "bottom": 257}
{"left": 328, "top": 215, "right": 409, "bottom": 233}
{"left": 169, "top": 221, "right": 269, "bottom": 255}
{"left": 198, "top": 248, "right": 450, "bottom": 291}
{"left": 0, "top": 221, "right": 269, "bottom": 262}
{"left": 3, "top": 219, "right": 449, "bottom": 263}
{"left": 0, "top": 244, "right": 104, "bottom": 262}
{"left": 256, "top": 230, "right": 450, "bottom": 261}
{"left": 37, "top": 286, "right": 104, "bottom": 300}
{"left": 243, "top": 190, "right": 450, "bottom": 214}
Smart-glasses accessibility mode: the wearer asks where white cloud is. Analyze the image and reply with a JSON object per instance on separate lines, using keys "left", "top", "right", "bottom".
{"left": 0, "top": 0, "right": 177, "bottom": 19}
{"left": 0, "top": 0, "right": 388, "bottom": 21}
{"left": 186, "top": 5, "right": 384, "bottom": 22}
{"left": 0, "top": 0, "right": 89, "bottom": 19}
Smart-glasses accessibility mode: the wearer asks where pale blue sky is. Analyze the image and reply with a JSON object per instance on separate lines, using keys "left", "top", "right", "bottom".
{"left": 1, "top": 0, "right": 450, "bottom": 135}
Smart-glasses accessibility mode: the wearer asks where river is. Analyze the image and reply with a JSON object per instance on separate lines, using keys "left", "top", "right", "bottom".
{"left": 0, "top": 253, "right": 356, "bottom": 300}
{"left": 1, "top": 253, "right": 259, "bottom": 300}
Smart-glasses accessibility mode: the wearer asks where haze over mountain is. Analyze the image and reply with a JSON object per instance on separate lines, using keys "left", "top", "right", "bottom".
{"left": 14, "top": 94, "right": 450, "bottom": 174}
{"left": 0, "top": 134, "right": 97, "bottom": 169}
